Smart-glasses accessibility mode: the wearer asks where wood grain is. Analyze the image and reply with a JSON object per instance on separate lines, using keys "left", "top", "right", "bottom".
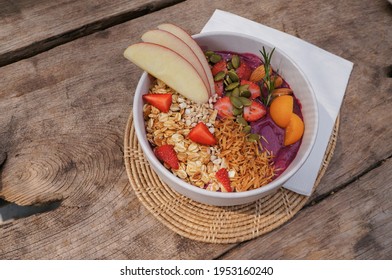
{"left": 218, "top": 157, "right": 392, "bottom": 259}
{"left": 0, "top": 0, "right": 185, "bottom": 66}
{"left": 0, "top": 29, "right": 132, "bottom": 205}
{"left": 0, "top": 0, "right": 391, "bottom": 259}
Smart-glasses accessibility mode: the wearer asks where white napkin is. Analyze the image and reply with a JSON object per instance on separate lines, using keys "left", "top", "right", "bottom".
{"left": 201, "top": 10, "right": 353, "bottom": 196}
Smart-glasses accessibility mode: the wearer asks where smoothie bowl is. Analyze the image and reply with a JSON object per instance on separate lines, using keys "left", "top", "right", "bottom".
{"left": 125, "top": 24, "right": 318, "bottom": 206}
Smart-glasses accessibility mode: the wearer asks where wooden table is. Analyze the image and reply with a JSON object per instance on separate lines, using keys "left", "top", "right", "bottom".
{"left": 0, "top": 0, "right": 391, "bottom": 259}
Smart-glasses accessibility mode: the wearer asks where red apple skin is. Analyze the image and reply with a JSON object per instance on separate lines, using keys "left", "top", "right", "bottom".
{"left": 141, "top": 29, "right": 211, "bottom": 96}
{"left": 124, "top": 42, "right": 209, "bottom": 104}
{"left": 158, "top": 23, "right": 215, "bottom": 96}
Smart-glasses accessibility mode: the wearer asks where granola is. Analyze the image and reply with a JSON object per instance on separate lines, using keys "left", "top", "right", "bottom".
{"left": 144, "top": 80, "right": 229, "bottom": 192}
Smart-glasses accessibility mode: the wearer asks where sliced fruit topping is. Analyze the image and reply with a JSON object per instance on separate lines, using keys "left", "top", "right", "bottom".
{"left": 214, "top": 96, "right": 233, "bottom": 118}
{"left": 154, "top": 144, "right": 179, "bottom": 169}
{"left": 124, "top": 42, "right": 209, "bottom": 104}
{"left": 142, "top": 93, "right": 172, "bottom": 113}
{"left": 284, "top": 113, "right": 304, "bottom": 146}
{"left": 215, "top": 168, "right": 232, "bottom": 192}
{"left": 188, "top": 122, "right": 217, "bottom": 146}
{"left": 243, "top": 101, "right": 266, "bottom": 122}
{"left": 240, "top": 80, "right": 261, "bottom": 99}
{"left": 141, "top": 29, "right": 211, "bottom": 96}
{"left": 211, "top": 60, "right": 227, "bottom": 76}
{"left": 235, "top": 62, "right": 252, "bottom": 80}
{"left": 157, "top": 23, "right": 215, "bottom": 95}
{"left": 270, "top": 95, "right": 293, "bottom": 128}
{"left": 214, "top": 80, "right": 224, "bottom": 97}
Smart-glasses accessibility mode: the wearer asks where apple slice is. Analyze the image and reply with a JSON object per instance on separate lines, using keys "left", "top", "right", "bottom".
{"left": 141, "top": 29, "right": 211, "bottom": 96}
{"left": 124, "top": 42, "right": 209, "bottom": 104}
{"left": 157, "top": 23, "right": 215, "bottom": 96}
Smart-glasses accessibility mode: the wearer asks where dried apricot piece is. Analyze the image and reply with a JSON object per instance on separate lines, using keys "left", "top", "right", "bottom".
{"left": 270, "top": 95, "right": 293, "bottom": 128}
{"left": 284, "top": 113, "right": 304, "bottom": 146}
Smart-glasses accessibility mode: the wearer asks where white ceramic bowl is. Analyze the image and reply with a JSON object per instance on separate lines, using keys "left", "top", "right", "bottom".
{"left": 133, "top": 31, "right": 318, "bottom": 206}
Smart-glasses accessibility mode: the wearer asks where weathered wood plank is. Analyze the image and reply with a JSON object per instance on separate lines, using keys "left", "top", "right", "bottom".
{"left": 218, "top": 157, "right": 392, "bottom": 259}
{"left": 0, "top": 0, "right": 236, "bottom": 260}
{"left": 0, "top": 0, "right": 391, "bottom": 259}
{"left": 0, "top": 0, "right": 185, "bottom": 67}
{"left": 0, "top": 189, "right": 236, "bottom": 259}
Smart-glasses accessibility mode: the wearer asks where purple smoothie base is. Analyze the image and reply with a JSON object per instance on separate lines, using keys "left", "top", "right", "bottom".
{"left": 215, "top": 50, "right": 304, "bottom": 179}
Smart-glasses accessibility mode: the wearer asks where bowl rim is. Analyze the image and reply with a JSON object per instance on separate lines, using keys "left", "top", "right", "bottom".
{"left": 133, "top": 30, "right": 319, "bottom": 199}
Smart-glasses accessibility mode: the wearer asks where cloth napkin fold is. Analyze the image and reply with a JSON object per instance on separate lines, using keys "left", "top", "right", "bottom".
{"left": 201, "top": 10, "right": 353, "bottom": 196}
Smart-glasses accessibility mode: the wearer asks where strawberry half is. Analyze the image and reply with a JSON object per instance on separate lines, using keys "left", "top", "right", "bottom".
{"left": 241, "top": 80, "right": 261, "bottom": 99}
{"left": 215, "top": 168, "right": 232, "bottom": 192}
{"left": 154, "top": 144, "right": 179, "bottom": 169}
{"left": 235, "top": 62, "right": 252, "bottom": 80}
{"left": 142, "top": 93, "right": 172, "bottom": 113}
{"left": 243, "top": 101, "right": 266, "bottom": 122}
{"left": 214, "top": 81, "right": 224, "bottom": 97}
{"left": 211, "top": 60, "right": 227, "bottom": 76}
{"left": 188, "top": 122, "right": 216, "bottom": 146}
{"left": 214, "top": 96, "right": 233, "bottom": 118}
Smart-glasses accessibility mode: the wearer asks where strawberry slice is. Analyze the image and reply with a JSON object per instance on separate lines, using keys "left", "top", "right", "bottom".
{"left": 235, "top": 62, "right": 252, "bottom": 80}
{"left": 214, "top": 81, "right": 224, "bottom": 97}
{"left": 211, "top": 60, "right": 227, "bottom": 76}
{"left": 240, "top": 80, "right": 261, "bottom": 99}
{"left": 214, "top": 96, "right": 233, "bottom": 118}
{"left": 215, "top": 168, "right": 232, "bottom": 192}
{"left": 142, "top": 93, "right": 172, "bottom": 113}
{"left": 243, "top": 101, "right": 266, "bottom": 122}
{"left": 188, "top": 122, "right": 216, "bottom": 146}
{"left": 154, "top": 144, "right": 179, "bottom": 169}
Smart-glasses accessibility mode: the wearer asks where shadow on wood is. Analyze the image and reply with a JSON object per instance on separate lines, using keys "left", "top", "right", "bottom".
{"left": 0, "top": 200, "right": 61, "bottom": 224}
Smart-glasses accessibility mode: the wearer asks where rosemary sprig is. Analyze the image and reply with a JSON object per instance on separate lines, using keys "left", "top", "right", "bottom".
{"left": 259, "top": 46, "right": 275, "bottom": 106}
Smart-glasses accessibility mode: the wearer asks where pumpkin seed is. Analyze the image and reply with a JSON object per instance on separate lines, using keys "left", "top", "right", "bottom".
{"left": 236, "top": 116, "right": 248, "bottom": 126}
{"left": 240, "top": 90, "right": 251, "bottom": 98}
{"left": 232, "top": 107, "right": 243, "bottom": 116}
{"left": 225, "top": 91, "right": 232, "bottom": 97}
{"left": 242, "top": 125, "right": 252, "bottom": 134}
{"left": 227, "top": 70, "right": 239, "bottom": 82}
{"left": 225, "top": 82, "right": 239, "bottom": 91}
{"left": 232, "top": 87, "right": 240, "bottom": 97}
{"left": 214, "top": 71, "right": 225, "bottom": 81}
{"left": 227, "top": 61, "right": 233, "bottom": 70}
{"left": 247, "top": 133, "right": 260, "bottom": 142}
{"left": 210, "top": 54, "right": 222, "bottom": 63}
{"left": 225, "top": 75, "right": 232, "bottom": 84}
{"left": 239, "top": 84, "right": 249, "bottom": 92}
{"left": 231, "top": 55, "right": 240, "bottom": 69}
{"left": 239, "top": 97, "right": 252, "bottom": 106}
{"left": 205, "top": 50, "right": 215, "bottom": 58}
{"left": 230, "top": 96, "right": 243, "bottom": 109}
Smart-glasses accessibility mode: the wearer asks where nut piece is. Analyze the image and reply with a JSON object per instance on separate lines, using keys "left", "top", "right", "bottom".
{"left": 273, "top": 76, "right": 283, "bottom": 88}
{"left": 249, "top": 65, "right": 272, "bottom": 82}
{"left": 272, "top": 88, "right": 293, "bottom": 97}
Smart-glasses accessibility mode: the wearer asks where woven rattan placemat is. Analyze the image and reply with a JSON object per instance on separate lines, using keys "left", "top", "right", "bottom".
{"left": 124, "top": 112, "right": 339, "bottom": 244}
